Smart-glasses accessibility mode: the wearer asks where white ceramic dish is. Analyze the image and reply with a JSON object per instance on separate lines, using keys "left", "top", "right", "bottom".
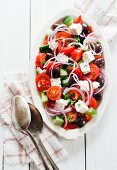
{"left": 29, "top": 8, "right": 112, "bottom": 140}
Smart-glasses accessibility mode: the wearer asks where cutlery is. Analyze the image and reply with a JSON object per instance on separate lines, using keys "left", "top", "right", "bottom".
{"left": 11, "top": 95, "right": 53, "bottom": 170}
{"left": 28, "top": 103, "right": 59, "bottom": 170}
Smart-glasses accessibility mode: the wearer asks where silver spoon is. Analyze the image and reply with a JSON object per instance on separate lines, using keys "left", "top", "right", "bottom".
{"left": 11, "top": 95, "right": 53, "bottom": 170}
{"left": 28, "top": 103, "right": 60, "bottom": 170}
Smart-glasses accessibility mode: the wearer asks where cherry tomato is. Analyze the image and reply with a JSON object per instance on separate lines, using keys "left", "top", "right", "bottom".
{"left": 69, "top": 90, "right": 80, "bottom": 101}
{"left": 89, "top": 97, "right": 98, "bottom": 109}
{"left": 85, "top": 64, "right": 100, "bottom": 81}
{"left": 74, "top": 15, "right": 83, "bottom": 24}
{"left": 47, "top": 86, "right": 61, "bottom": 101}
{"left": 43, "top": 35, "right": 48, "bottom": 45}
{"left": 66, "top": 111, "right": 78, "bottom": 123}
{"left": 35, "top": 73, "right": 51, "bottom": 91}
{"left": 94, "top": 55, "right": 103, "bottom": 60}
{"left": 35, "top": 53, "right": 46, "bottom": 68}
{"left": 56, "top": 31, "right": 71, "bottom": 40}
{"left": 57, "top": 42, "right": 75, "bottom": 55}
{"left": 89, "top": 26, "right": 93, "bottom": 33}
{"left": 64, "top": 123, "right": 77, "bottom": 130}
{"left": 74, "top": 68, "right": 83, "bottom": 79}
{"left": 71, "top": 49, "right": 83, "bottom": 62}
{"left": 85, "top": 114, "right": 92, "bottom": 122}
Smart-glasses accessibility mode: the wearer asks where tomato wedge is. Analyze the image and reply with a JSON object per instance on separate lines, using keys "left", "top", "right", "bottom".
{"left": 35, "top": 53, "right": 46, "bottom": 68}
{"left": 74, "top": 15, "right": 83, "bottom": 24}
{"left": 85, "top": 64, "right": 100, "bottom": 81}
{"left": 64, "top": 123, "right": 77, "bottom": 130}
{"left": 46, "top": 61, "right": 60, "bottom": 75}
{"left": 66, "top": 111, "right": 78, "bottom": 123}
{"left": 89, "top": 26, "right": 93, "bottom": 33}
{"left": 35, "top": 73, "right": 51, "bottom": 91}
{"left": 43, "top": 35, "right": 48, "bottom": 45}
{"left": 74, "top": 68, "right": 83, "bottom": 79}
{"left": 71, "top": 49, "right": 83, "bottom": 62}
{"left": 57, "top": 42, "right": 75, "bottom": 55}
{"left": 46, "top": 61, "right": 54, "bottom": 73}
{"left": 85, "top": 114, "right": 92, "bottom": 122}
{"left": 56, "top": 31, "right": 71, "bottom": 39}
{"left": 47, "top": 86, "right": 61, "bottom": 101}
{"left": 69, "top": 90, "right": 80, "bottom": 101}
{"left": 94, "top": 55, "right": 103, "bottom": 60}
{"left": 89, "top": 97, "right": 98, "bottom": 109}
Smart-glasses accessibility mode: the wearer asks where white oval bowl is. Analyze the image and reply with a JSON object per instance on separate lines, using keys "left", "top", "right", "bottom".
{"left": 29, "top": 8, "right": 112, "bottom": 140}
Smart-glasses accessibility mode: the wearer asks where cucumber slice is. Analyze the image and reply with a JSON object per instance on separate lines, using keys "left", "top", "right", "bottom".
{"left": 41, "top": 92, "right": 48, "bottom": 103}
{"left": 62, "top": 77, "right": 69, "bottom": 87}
{"left": 86, "top": 107, "right": 97, "bottom": 116}
{"left": 39, "top": 45, "right": 52, "bottom": 53}
{"left": 63, "top": 16, "right": 73, "bottom": 26}
{"left": 60, "top": 69, "right": 68, "bottom": 77}
{"left": 52, "top": 116, "right": 64, "bottom": 126}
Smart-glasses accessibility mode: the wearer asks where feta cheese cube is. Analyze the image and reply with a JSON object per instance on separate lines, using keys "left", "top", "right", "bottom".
{"left": 93, "top": 81, "right": 100, "bottom": 89}
{"left": 56, "top": 99, "right": 69, "bottom": 110}
{"left": 56, "top": 53, "right": 68, "bottom": 64}
{"left": 75, "top": 100, "right": 89, "bottom": 113}
{"left": 80, "top": 62, "right": 90, "bottom": 74}
{"left": 79, "top": 80, "right": 89, "bottom": 91}
{"left": 83, "top": 51, "right": 95, "bottom": 63}
{"left": 51, "top": 78, "right": 61, "bottom": 87}
{"left": 49, "top": 39, "right": 58, "bottom": 50}
{"left": 69, "top": 23, "right": 82, "bottom": 35}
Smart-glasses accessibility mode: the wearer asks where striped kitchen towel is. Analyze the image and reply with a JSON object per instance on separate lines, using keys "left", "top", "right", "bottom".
{"left": 0, "top": 73, "right": 67, "bottom": 170}
{"left": 75, "top": 0, "right": 117, "bottom": 41}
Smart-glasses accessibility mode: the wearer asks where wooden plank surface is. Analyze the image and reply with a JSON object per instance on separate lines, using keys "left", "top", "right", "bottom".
{"left": 0, "top": 0, "right": 30, "bottom": 170}
{"left": 0, "top": 0, "right": 116, "bottom": 170}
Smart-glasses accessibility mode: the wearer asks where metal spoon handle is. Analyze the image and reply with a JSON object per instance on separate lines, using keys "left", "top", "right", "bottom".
{"left": 26, "top": 130, "right": 54, "bottom": 170}
{"left": 37, "top": 135, "right": 60, "bottom": 170}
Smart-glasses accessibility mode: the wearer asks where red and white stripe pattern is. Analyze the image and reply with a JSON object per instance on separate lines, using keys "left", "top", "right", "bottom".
{"left": 75, "top": 0, "right": 117, "bottom": 41}
{"left": 0, "top": 73, "right": 67, "bottom": 169}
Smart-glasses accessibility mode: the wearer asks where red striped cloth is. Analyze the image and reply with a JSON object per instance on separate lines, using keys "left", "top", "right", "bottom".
{"left": 0, "top": 73, "right": 67, "bottom": 169}
{"left": 75, "top": 0, "right": 117, "bottom": 41}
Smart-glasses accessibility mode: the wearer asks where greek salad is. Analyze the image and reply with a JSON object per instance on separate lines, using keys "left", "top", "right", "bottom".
{"left": 35, "top": 15, "right": 105, "bottom": 130}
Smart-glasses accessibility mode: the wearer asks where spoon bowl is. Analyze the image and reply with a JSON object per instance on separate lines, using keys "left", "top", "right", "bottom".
{"left": 28, "top": 103, "right": 43, "bottom": 133}
{"left": 11, "top": 95, "right": 31, "bottom": 131}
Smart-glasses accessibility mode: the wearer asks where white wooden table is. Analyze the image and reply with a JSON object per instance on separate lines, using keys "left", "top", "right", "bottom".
{"left": 0, "top": 0, "right": 117, "bottom": 170}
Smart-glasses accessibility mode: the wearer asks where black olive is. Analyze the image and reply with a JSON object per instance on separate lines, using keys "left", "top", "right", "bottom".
{"left": 96, "top": 75, "right": 105, "bottom": 88}
{"left": 51, "top": 24, "right": 59, "bottom": 30}
{"left": 94, "top": 58, "right": 105, "bottom": 68}
{"left": 61, "top": 64, "right": 68, "bottom": 69}
{"left": 69, "top": 75, "right": 76, "bottom": 85}
{"left": 95, "top": 44, "right": 102, "bottom": 53}
{"left": 52, "top": 67, "right": 60, "bottom": 78}
{"left": 82, "top": 23, "right": 90, "bottom": 35}
{"left": 46, "top": 53, "right": 54, "bottom": 60}
{"left": 79, "top": 34, "right": 85, "bottom": 44}
{"left": 76, "top": 115, "right": 86, "bottom": 128}
{"left": 93, "top": 92, "right": 103, "bottom": 101}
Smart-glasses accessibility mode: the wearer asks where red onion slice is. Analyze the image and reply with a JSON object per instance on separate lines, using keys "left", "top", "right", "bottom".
{"left": 43, "top": 56, "right": 56, "bottom": 68}
{"left": 71, "top": 83, "right": 90, "bottom": 105}
{"left": 86, "top": 78, "right": 94, "bottom": 99}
